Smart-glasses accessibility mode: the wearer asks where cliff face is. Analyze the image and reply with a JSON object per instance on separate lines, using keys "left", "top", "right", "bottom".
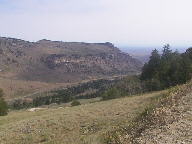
{"left": 45, "top": 53, "right": 141, "bottom": 73}
{"left": 0, "top": 37, "right": 142, "bottom": 82}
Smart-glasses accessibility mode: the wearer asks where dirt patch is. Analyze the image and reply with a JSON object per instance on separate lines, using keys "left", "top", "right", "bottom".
{"left": 28, "top": 108, "right": 46, "bottom": 112}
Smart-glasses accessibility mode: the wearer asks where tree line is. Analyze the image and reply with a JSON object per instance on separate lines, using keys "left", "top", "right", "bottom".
{"left": 10, "top": 79, "right": 118, "bottom": 109}
{"left": 140, "top": 44, "right": 192, "bottom": 90}
{"left": 101, "top": 45, "right": 192, "bottom": 100}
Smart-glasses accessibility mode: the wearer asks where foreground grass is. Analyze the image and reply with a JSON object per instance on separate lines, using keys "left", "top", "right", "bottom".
{"left": 0, "top": 91, "right": 166, "bottom": 144}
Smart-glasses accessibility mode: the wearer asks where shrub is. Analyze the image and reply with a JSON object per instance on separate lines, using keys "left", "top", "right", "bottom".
{"left": 102, "top": 87, "right": 122, "bottom": 100}
{"left": 71, "top": 100, "right": 81, "bottom": 106}
{"left": 0, "top": 89, "right": 8, "bottom": 116}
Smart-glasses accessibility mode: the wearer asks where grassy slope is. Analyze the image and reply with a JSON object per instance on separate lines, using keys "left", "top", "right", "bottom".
{"left": 0, "top": 91, "right": 165, "bottom": 144}
{"left": 103, "top": 82, "right": 192, "bottom": 144}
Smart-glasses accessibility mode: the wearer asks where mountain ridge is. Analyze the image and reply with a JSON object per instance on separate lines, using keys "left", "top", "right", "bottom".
{"left": 0, "top": 37, "right": 142, "bottom": 83}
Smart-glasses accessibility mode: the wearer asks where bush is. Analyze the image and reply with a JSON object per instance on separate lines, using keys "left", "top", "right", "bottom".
{"left": 102, "top": 87, "right": 122, "bottom": 100}
{"left": 71, "top": 100, "right": 81, "bottom": 106}
{"left": 0, "top": 89, "right": 8, "bottom": 116}
{"left": 101, "top": 76, "right": 146, "bottom": 101}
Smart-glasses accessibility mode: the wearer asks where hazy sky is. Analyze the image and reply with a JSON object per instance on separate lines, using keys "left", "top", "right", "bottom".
{"left": 0, "top": 0, "right": 192, "bottom": 47}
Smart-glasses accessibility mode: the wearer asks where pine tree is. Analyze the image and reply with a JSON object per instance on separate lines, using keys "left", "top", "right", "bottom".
{"left": 141, "top": 49, "right": 161, "bottom": 80}
{"left": 162, "top": 44, "right": 172, "bottom": 60}
{"left": 185, "top": 47, "right": 192, "bottom": 60}
{"left": 141, "top": 45, "right": 192, "bottom": 91}
{"left": 0, "top": 89, "right": 8, "bottom": 116}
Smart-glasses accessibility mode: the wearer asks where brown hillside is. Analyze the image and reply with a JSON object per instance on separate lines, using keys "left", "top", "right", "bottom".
{"left": 0, "top": 37, "right": 142, "bottom": 83}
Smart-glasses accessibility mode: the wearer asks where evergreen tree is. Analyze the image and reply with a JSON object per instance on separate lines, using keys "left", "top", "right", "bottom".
{"left": 0, "top": 89, "right": 8, "bottom": 116}
{"left": 141, "top": 49, "right": 161, "bottom": 80}
{"left": 161, "top": 44, "right": 172, "bottom": 60}
{"left": 181, "top": 48, "right": 192, "bottom": 82}
{"left": 140, "top": 45, "right": 192, "bottom": 91}
{"left": 185, "top": 47, "right": 192, "bottom": 60}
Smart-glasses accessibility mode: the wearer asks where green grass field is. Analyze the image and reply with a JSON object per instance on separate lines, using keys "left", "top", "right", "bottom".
{"left": 0, "top": 91, "right": 166, "bottom": 144}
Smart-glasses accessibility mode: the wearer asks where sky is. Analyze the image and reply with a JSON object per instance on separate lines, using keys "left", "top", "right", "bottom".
{"left": 0, "top": 0, "right": 192, "bottom": 48}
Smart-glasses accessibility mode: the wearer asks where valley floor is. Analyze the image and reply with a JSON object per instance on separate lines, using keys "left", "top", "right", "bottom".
{"left": 0, "top": 91, "right": 164, "bottom": 144}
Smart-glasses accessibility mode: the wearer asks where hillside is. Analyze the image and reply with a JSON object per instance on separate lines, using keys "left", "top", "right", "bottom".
{"left": 0, "top": 77, "right": 191, "bottom": 144}
{"left": 0, "top": 37, "right": 142, "bottom": 83}
{"left": 1, "top": 83, "right": 191, "bottom": 144}
{"left": 135, "top": 83, "right": 192, "bottom": 144}
{"left": 0, "top": 91, "right": 165, "bottom": 144}
{"left": 104, "top": 82, "right": 192, "bottom": 144}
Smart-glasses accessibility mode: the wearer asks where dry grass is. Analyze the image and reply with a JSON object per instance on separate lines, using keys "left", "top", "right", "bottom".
{"left": 0, "top": 77, "right": 70, "bottom": 100}
{"left": 0, "top": 91, "right": 165, "bottom": 144}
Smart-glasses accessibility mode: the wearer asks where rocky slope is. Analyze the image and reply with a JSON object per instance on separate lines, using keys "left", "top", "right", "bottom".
{"left": 135, "top": 83, "right": 192, "bottom": 144}
{"left": 0, "top": 37, "right": 142, "bottom": 83}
